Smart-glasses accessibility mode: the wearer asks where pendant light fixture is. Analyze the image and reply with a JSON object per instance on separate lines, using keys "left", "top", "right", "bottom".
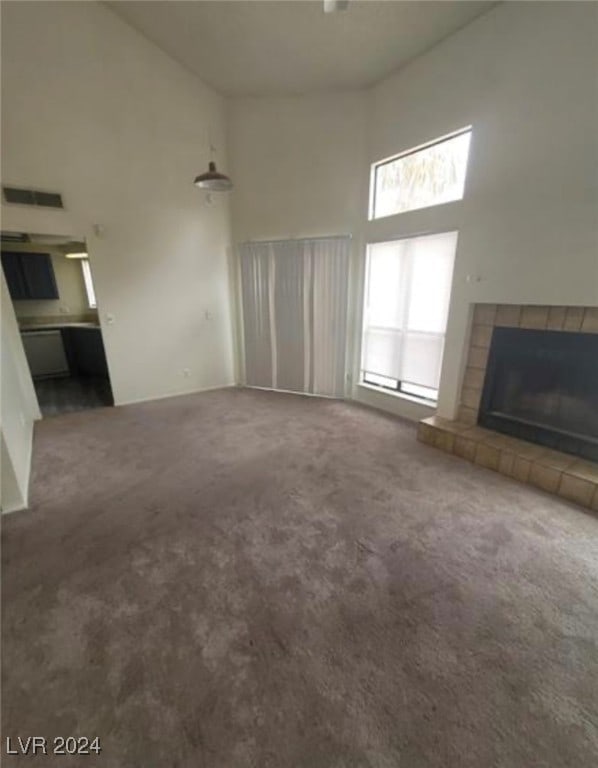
{"left": 194, "top": 130, "right": 233, "bottom": 192}
{"left": 194, "top": 161, "right": 233, "bottom": 192}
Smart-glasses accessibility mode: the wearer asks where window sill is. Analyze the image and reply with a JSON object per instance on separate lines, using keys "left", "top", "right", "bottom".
{"left": 357, "top": 381, "right": 437, "bottom": 408}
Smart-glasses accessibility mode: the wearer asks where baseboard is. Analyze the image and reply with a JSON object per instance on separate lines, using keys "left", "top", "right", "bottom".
{"left": 243, "top": 385, "right": 341, "bottom": 400}
{"left": 115, "top": 383, "right": 238, "bottom": 408}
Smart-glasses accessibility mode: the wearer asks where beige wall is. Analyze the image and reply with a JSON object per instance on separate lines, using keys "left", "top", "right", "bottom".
{"left": 229, "top": 93, "right": 367, "bottom": 243}
{"left": 1, "top": 0, "right": 236, "bottom": 407}
{"left": 4, "top": 243, "right": 94, "bottom": 322}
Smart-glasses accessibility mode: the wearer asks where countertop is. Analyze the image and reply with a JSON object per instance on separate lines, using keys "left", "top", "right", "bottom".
{"left": 19, "top": 323, "right": 101, "bottom": 333}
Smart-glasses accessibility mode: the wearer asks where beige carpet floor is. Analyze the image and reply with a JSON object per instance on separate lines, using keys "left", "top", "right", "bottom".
{"left": 2, "top": 387, "right": 598, "bottom": 767}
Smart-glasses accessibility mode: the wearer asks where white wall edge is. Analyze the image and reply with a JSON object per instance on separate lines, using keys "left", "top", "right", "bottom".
{"left": 1, "top": 427, "right": 33, "bottom": 515}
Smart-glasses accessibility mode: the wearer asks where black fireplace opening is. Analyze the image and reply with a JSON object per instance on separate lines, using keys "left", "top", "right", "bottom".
{"left": 478, "top": 326, "right": 598, "bottom": 462}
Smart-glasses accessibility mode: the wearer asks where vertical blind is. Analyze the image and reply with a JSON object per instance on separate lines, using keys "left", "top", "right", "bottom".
{"left": 239, "top": 236, "right": 350, "bottom": 398}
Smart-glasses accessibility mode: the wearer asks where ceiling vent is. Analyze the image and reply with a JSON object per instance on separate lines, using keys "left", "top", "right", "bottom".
{"left": 1, "top": 231, "right": 30, "bottom": 243}
{"left": 2, "top": 186, "right": 64, "bottom": 209}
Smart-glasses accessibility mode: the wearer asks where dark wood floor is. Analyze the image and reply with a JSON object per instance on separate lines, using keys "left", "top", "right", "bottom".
{"left": 34, "top": 375, "right": 113, "bottom": 417}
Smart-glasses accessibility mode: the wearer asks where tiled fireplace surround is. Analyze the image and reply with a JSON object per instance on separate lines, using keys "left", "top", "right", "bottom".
{"left": 418, "top": 304, "right": 598, "bottom": 512}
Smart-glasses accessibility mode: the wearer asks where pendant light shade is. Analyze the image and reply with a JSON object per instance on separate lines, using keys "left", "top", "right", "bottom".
{"left": 194, "top": 161, "right": 233, "bottom": 192}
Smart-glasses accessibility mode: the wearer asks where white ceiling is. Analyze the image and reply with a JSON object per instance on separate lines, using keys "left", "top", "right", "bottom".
{"left": 107, "top": 1, "right": 498, "bottom": 97}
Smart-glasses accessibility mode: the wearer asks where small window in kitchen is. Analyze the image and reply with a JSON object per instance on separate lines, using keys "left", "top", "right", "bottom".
{"left": 81, "top": 259, "right": 97, "bottom": 309}
{"left": 370, "top": 128, "right": 472, "bottom": 219}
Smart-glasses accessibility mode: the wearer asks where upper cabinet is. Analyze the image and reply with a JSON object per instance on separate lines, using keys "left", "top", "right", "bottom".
{"left": 1, "top": 251, "right": 59, "bottom": 300}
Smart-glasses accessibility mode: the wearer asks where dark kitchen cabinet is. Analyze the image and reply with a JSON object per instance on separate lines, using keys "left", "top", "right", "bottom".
{"left": 1, "top": 252, "right": 28, "bottom": 299}
{"left": 1, "top": 251, "right": 59, "bottom": 300}
{"left": 61, "top": 327, "right": 109, "bottom": 378}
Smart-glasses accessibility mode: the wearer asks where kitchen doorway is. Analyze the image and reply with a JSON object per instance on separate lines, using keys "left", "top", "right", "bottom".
{"left": 1, "top": 231, "right": 114, "bottom": 416}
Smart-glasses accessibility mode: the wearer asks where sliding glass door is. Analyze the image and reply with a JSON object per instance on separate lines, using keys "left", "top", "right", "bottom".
{"left": 239, "top": 236, "right": 350, "bottom": 398}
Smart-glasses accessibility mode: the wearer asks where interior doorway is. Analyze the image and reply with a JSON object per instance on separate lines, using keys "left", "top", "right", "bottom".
{"left": 1, "top": 231, "right": 114, "bottom": 417}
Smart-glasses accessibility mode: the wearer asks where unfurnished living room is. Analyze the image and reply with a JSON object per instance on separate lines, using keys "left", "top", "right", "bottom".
{"left": 1, "top": 0, "right": 597, "bottom": 765}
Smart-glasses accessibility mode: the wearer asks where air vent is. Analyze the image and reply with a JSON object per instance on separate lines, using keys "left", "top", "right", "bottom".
{"left": 3, "top": 186, "right": 64, "bottom": 209}
{"left": 1, "top": 231, "right": 30, "bottom": 243}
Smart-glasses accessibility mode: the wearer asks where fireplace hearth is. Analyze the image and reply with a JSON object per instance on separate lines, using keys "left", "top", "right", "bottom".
{"left": 418, "top": 304, "right": 598, "bottom": 512}
{"left": 478, "top": 327, "right": 598, "bottom": 462}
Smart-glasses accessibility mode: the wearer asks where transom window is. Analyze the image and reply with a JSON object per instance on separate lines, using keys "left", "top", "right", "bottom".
{"left": 361, "top": 231, "right": 457, "bottom": 402}
{"left": 370, "top": 128, "right": 472, "bottom": 219}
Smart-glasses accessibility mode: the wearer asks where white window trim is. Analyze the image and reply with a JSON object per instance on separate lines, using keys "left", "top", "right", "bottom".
{"left": 369, "top": 125, "right": 472, "bottom": 221}
{"left": 357, "top": 380, "right": 437, "bottom": 408}
{"left": 81, "top": 259, "right": 97, "bottom": 309}
{"left": 359, "top": 231, "right": 457, "bottom": 404}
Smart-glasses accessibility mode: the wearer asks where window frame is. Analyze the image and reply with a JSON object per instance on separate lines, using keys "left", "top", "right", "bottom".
{"left": 80, "top": 258, "right": 97, "bottom": 309}
{"left": 369, "top": 126, "right": 472, "bottom": 221}
{"left": 359, "top": 231, "right": 458, "bottom": 405}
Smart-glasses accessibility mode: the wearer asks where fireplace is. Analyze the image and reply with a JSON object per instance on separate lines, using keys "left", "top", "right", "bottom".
{"left": 478, "top": 327, "right": 598, "bottom": 462}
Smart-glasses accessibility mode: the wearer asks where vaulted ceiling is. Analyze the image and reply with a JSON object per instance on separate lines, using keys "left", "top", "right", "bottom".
{"left": 107, "top": 1, "right": 498, "bottom": 97}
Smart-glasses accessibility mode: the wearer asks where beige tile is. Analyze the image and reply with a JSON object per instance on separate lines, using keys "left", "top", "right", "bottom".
{"left": 481, "top": 431, "right": 513, "bottom": 450}
{"left": 495, "top": 304, "right": 521, "bottom": 327}
{"left": 421, "top": 415, "right": 453, "bottom": 430}
{"left": 477, "top": 429, "right": 517, "bottom": 450}
{"left": 434, "top": 430, "right": 455, "bottom": 453}
{"left": 535, "top": 449, "right": 577, "bottom": 472}
{"left": 567, "top": 460, "right": 598, "bottom": 484}
{"left": 581, "top": 307, "right": 598, "bottom": 333}
{"left": 512, "top": 441, "right": 548, "bottom": 461}
{"left": 417, "top": 423, "right": 436, "bottom": 446}
{"left": 563, "top": 307, "right": 584, "bottom": 331}
{"left": 458, "top": 405, "right": 478, "bottom": 426}
{"left": 558, "top": 474, "right": 595, "bottom": 508}
{"left": 467, "top": 345, "right": 489, "bottom": 370}
{"left": 473, "top": 304, "right": 497, "bottom": 326}
{"left": 474, "top": 444, "right": 501, "bottom": 472}
{"left": 445, "top": 421, "right": 473, "bottom": 434}
{"left": 453, "top": 420, "right": 473, "bottom": 432}
{"left": 454, "top": 436, "right": 477, "bottom": 462}
{"left": 420, "top": 416, "right": 469, "bottom": 434}
{"left": 463, "top": 425, "right": 494, "bottom": 441}
{"left": 546, "top": 306, "right": 567, "bottom": 331}
{"left": 519, "top": 306, "right": 549, "bottom": 330}
{"left": 463, "top": 366, "right": 485, "bottom": 390}
{"left": 461, "top": 386, "right": 482, "bottom": 410}
{"left": 529, "top": 463, "right": 561, "bottom": 494}
{"left": 498, "top": 451, "right": 515, "bottom": 477}
{"left": 496, "top": 434, "right": 527, "bottom": 453}
{"left": 470, "top": 324, "right": 494, "bottom": 349}
{"left": 512, "top": 457, "right": 531, "bottom": 483}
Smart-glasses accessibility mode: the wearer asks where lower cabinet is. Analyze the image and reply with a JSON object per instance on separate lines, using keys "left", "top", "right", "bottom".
{"left": 21, "top": 330, "right": 69, "bottom": 377}
{"left": 61, "top": 328, "right": 109, "bottom": 378}
{"left": 21, "top": 325, "right": 109, "bottom": 380}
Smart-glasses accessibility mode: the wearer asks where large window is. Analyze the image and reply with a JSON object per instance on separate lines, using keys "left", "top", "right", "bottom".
{"left": 370, "top": 128, "right": 471, "bottom": 219}
{"left": 361, "top": 232, "right": 457, "bottom": 402}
